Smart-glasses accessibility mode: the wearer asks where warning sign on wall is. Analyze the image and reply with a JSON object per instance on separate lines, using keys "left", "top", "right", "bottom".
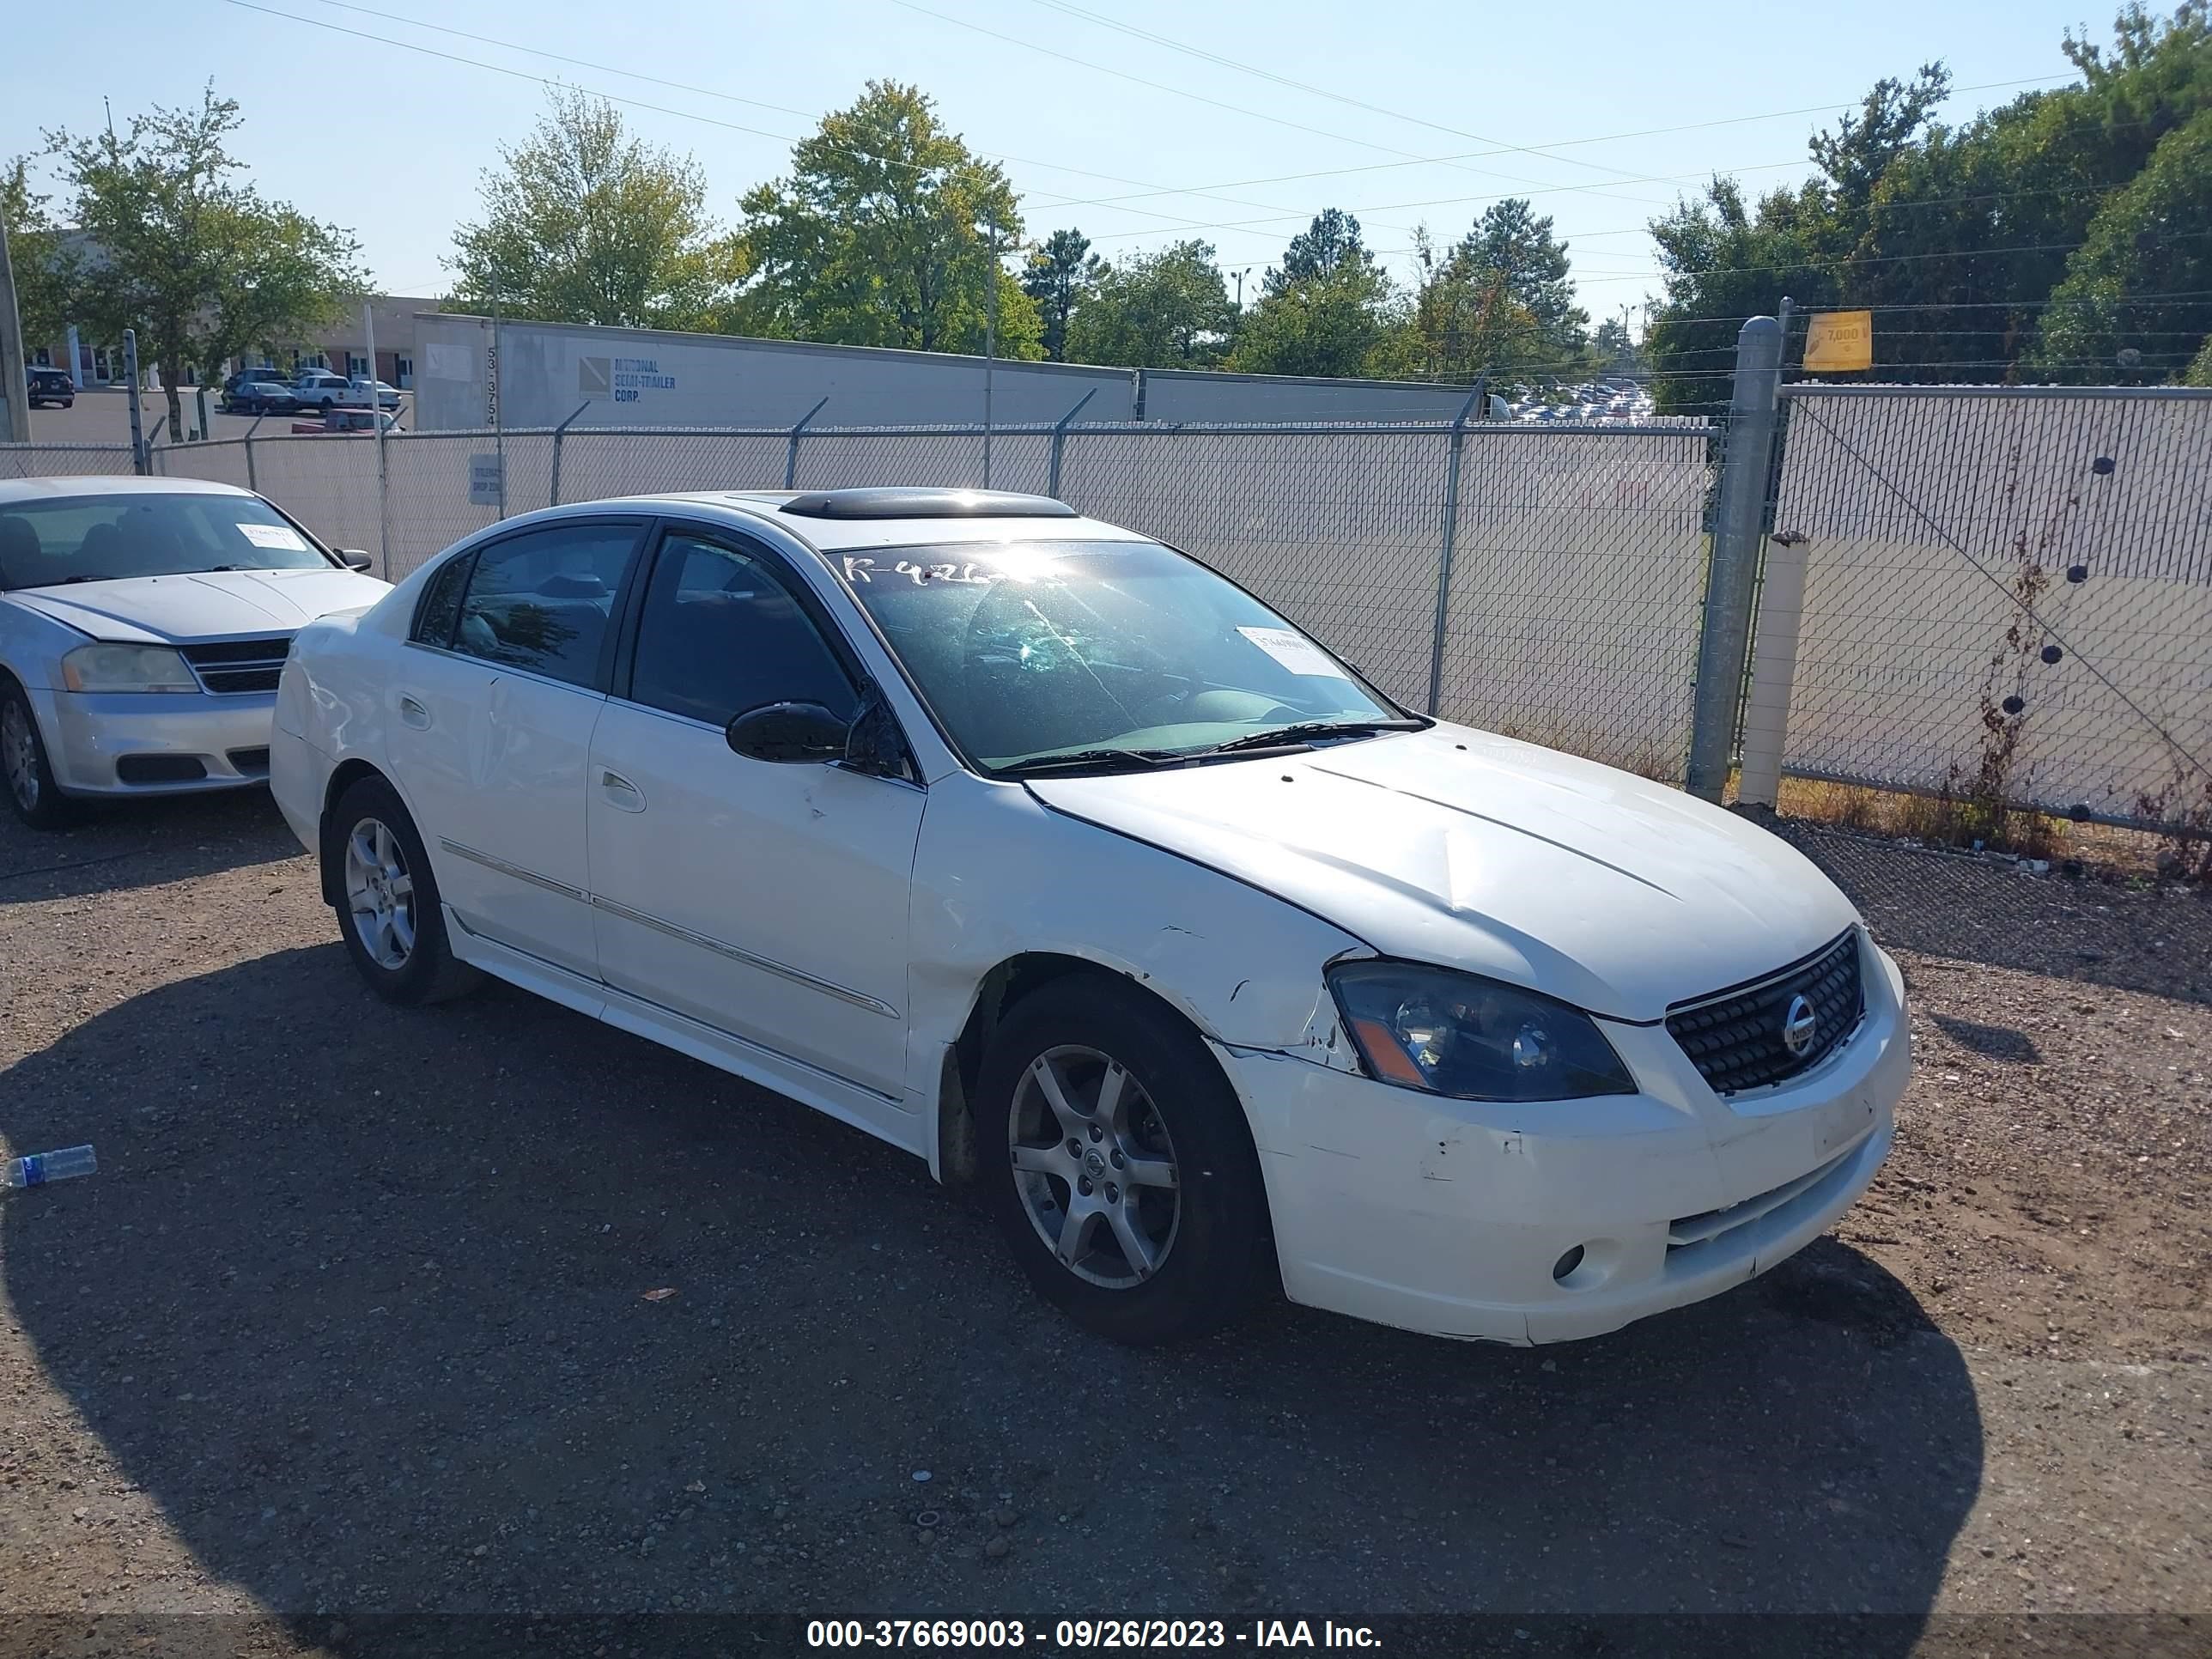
{"left": 1802, "top": 311, "right": 1875, "bottom": 372}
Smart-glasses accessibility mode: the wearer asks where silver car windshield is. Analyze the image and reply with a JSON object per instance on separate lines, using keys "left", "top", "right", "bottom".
{"left": 838, "top": 538, "right": 1412, "bottom": 771}
{"left": 0, "top": 493, "right": 332, "bottom": 590}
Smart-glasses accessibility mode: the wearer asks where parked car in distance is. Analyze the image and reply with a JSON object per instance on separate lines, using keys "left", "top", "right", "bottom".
{"left": 0, "top": 477, "right": 387, "bottom": 830}
{"left": 338, "top": 379, "right": 404, "bottom": 411}
{"left": 221, "top": 369, "right": 295, "bottom": 414}
{"left": 292, "top": 408, "right": 399, "bottom": 435}
{"left": 289, "top": 370, "right": 355, "bottom": 411}
{"left": 270, "top": 486, "right": 1909, "bottom": 1348}
{"left": 26, "top": 367, "right": 75, "bottom": 409}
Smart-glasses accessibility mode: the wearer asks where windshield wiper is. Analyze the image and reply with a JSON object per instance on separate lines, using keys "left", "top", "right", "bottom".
{"left": 57, "top": 574, "right": 116, "bottom": 585}
{"left": 993, "top": 747, "right": 1185, "bottom": 778}
{"left": 1202, "top": 719, "right": 1425, "bottom": 756}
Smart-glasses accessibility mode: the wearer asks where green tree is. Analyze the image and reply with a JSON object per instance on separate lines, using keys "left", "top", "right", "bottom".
{"left": 1228, "top": 258, "right": 1403, "bottom": 378}
{"left": 1459, "top": 200, "right": 1588, "bottom": 359}
{"left": 1065, "top": 240, "right": 1233, "bottom": 367}
{"left": 1264, "top": 208, "right": 1370, "bottom": 296}
{"left": 1642, "top": 8, "right": 2212, "bottom": 410}
{"left": 448, "top": 89, "right": 739, "bottom": 330}
{"left": 1021, "top": 228, "right": 1098, "bottom": 362}
{"left": 46, "top": 86, "right": 362, "bottom": 440}
{"left": 2, "top": 158, "right": 75, "bottom": 349}
{"left": 732, "top": 82, "right": 1040, "bottom": 357}
{"left": 1590, "top": 315, "right": 1644, "bottom": 377}
{"left": 2033, "top": 105, "right": 2212, "bottom": 378}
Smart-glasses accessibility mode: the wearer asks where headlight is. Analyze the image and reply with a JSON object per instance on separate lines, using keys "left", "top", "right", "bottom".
{"left": 60, "top": 643, "right": 199, "bottom": 694}
{"left": 1327, "top": 960, "right": 1637, "bottom": 1102}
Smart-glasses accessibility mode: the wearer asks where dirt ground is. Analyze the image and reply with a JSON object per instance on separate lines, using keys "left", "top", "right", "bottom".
{"left": 1, "top": 791, "right": 2206, "bottom": 1655}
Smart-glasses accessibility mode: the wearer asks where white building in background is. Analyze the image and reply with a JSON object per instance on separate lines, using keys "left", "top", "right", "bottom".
{"left": 410, "top": 313, "right": 1488, "bottom": 432}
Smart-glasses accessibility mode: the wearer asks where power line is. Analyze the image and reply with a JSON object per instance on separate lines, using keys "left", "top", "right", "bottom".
{"left": 226, "top": 0, "right": 1348, "bottom": 245}
{"left": 1019, "top": 71, "right": 2074, "bottom": 215}
{"left": 888, "top": 0, "right": 1672, "bottom": 209}
{"left": 1016, "top": 0, "right": 1656, "bottom": 186}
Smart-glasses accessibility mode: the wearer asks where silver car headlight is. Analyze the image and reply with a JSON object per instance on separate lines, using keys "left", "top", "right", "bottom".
{"left": 1327, "top": 960, "right": 1638, "bottom": 1102}
{"left": 60, "top": 643, "right": 199, "bottom": 694}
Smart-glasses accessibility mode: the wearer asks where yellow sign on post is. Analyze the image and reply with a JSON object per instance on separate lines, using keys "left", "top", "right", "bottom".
{"left": 1802, "top": 310, "right": 1874, "bottom": 372}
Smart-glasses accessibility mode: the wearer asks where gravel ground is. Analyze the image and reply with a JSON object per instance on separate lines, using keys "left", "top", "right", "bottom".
{"left": 1, "top": 793, "right": 2206, "bottom": 1653}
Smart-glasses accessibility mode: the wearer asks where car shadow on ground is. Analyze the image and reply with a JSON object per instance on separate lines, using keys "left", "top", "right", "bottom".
{"left": 0, "top": 788, "right": 303, "bottom": 906}
{"left": 3, "top": 944, "right": 1981, "bottom": 1640}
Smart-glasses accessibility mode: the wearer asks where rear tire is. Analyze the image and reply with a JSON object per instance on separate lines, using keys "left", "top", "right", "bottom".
{"left": 326, "top": 775, "right": 481, "bottom": 1005}
{"left": 2, "top": 681, "right": 78, "bottom": 831}
{"left": 976, "top": 975, "right": 1273, "bottom": 1345}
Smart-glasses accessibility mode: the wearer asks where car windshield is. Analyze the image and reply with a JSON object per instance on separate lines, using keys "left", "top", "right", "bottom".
{"left": 0, "top": 492, "right": 332, "bottom": 590}
{"left": 839, "top": 538, "right": 1413, "bottom": 771}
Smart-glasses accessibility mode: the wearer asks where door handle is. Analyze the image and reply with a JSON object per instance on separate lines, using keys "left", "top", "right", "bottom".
{"left": 599, "top": 769, "right": 647, "bottom": 812}
{"left": 397, "top": 695, "right": 430, "bottom": 730}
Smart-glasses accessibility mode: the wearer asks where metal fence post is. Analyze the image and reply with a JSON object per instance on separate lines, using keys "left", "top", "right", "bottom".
{"left": 1424, "top": 382, "right": 1485, "bottom": 716}
{"left": 243, "top": 414, "right": 263, "bottom": 495}
{"left": 548, "top": 399, "right": 592, "bottom": 507}
{"left": 1685, "top": 317, "right": 1784, "bottom": 801}
{"left": 123, "top": 330, "right": 147, "bottom": 474}
{"left": 1047, "top": 389, "right": 1097, "bottom": 500}
{"left": 784, "top": 397, "right": 829, "bottom": 489}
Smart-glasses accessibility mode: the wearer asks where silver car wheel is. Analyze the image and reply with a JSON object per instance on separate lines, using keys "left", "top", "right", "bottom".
{"left": 344, "top": 816, "right": 417, "bottom": 970}
{"left": 3, "top": 698, "right": 40, "bottom": 811}
{"left": 1009, "top": 1044, "right": 1182, "bottom": 1290}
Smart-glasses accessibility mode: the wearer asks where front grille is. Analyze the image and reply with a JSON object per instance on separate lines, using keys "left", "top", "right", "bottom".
{"left": 1666, "top": 929, "right": 1863, "bottom": 1094}
{"left": 179, "top": 635, "right": 293, "bottom": 695}
{"left": 227, "top": 745, "right": 270, "bottom": 775}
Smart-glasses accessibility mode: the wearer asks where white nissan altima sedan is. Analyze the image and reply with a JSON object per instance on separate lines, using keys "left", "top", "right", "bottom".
{"left": 270, "top": 487, "right": 1909, "bottom": 1346}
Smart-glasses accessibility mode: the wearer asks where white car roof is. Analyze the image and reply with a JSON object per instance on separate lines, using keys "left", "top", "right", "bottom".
{"left": 0, "top": 475, "right": 258, "bottom": 506}
{"left": 541, "top": 490, "right": 1152, "bottom": 553}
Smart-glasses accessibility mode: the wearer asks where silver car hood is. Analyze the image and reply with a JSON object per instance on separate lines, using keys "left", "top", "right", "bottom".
{"left": 8, "top": 568, "right": 391, "bottom": 643}
{"left": 1026, "top": 724, "right": 1860, "bottom": 1023}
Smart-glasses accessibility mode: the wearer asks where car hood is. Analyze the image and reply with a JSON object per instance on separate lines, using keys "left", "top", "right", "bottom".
{"left": 1026, "top": 724, "right": 1859, "bottom": 1023}
{"left": 8, "top": 568, "right": 391, "bottom": 644}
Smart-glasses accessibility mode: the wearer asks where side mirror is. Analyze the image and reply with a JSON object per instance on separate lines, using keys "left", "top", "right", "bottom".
{"left": 726, "top": 700, "right": 849, "bottom": 763}
{"left": 338, "top": 548, "right": 374, "bottom": 572}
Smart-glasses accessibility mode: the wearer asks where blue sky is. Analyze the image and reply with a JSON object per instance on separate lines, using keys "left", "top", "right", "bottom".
{"left": 3, "top": 0, "right": 2114, "bottom": 318}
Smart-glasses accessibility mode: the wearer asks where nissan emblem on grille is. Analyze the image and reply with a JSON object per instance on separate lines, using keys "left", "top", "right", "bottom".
{"left": 1781, "top": 994, "right": 1819, "bottom": 1057}
{"left": 1663, "top": 929, "right": 1864, "bottom": 1094}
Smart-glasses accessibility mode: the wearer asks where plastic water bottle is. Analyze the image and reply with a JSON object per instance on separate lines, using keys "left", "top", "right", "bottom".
{"left": 3, "top": 1146, "right": 97, "bottom": 1188}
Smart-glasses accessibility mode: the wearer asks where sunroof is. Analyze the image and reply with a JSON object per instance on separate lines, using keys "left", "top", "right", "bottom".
{"left": 778, "top": 488, "right": 1079, "bottom": 521}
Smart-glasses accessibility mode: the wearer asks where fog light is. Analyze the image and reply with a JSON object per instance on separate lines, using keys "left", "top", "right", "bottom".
{"left": 1552, "top": 1245, "right": 1586, "bottom": 1283}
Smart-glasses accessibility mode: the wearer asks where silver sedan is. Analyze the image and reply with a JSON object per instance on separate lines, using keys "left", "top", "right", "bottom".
{"left": 0, "top": 476, "right": 388, "bottom": 830}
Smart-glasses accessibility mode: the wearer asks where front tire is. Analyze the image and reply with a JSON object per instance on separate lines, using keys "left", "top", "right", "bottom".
{"left": 2, "top": 682, "right": 77, "bottom": 830}
{"left": 327, "top": 775, "right": 481, "bottom": 1005}
{"left": 976, "top": 975, "right": 1273, "bottom": 1345}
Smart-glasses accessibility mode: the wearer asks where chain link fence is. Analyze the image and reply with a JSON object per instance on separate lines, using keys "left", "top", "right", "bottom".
{"left": 8, "top": 384, "right": 2210, "bottom": 858}
{"left": 1756, "top": 386, "right": 2212, "bottom": 836}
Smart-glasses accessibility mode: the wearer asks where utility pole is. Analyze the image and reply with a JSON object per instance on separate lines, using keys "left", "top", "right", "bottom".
{"left": 0, "top": 216, "right": 31, "bottom": 444}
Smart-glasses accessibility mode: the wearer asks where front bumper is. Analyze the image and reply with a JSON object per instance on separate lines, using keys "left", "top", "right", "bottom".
{"left": 32, "top": 686, "right": 278, "bottom": 796}
{"left": 1222, "top": 935, "right": 1910, "bottom": 1345}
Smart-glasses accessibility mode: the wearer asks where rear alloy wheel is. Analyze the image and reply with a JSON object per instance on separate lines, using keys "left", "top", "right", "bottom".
{"left": 2, "top": 684, "right": 76, "bottom": 830}
{"left": 978, "top": 975, "right": 1273, "bottom": 1344}
{"left": 328, "top": 775, "right": 480, "bottom": 1005}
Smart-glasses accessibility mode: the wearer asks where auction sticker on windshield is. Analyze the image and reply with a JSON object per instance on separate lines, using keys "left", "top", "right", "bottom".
{"left": 1237, "top": 625, "right": 1347, "bottom": 678}
{"left": 238, "top": 522, "right": 309, "bottom": 551}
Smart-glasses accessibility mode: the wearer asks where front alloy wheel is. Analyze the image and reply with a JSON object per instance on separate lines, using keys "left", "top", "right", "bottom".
{"left": 343, "top": 816, "right": 416, "bottom": 969}
{"left": 1009, "top": 1045, "right": 1182, "bottom": 1288}
{"left": 978, "top": 975, "right": 1273, "bottom": 1344}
